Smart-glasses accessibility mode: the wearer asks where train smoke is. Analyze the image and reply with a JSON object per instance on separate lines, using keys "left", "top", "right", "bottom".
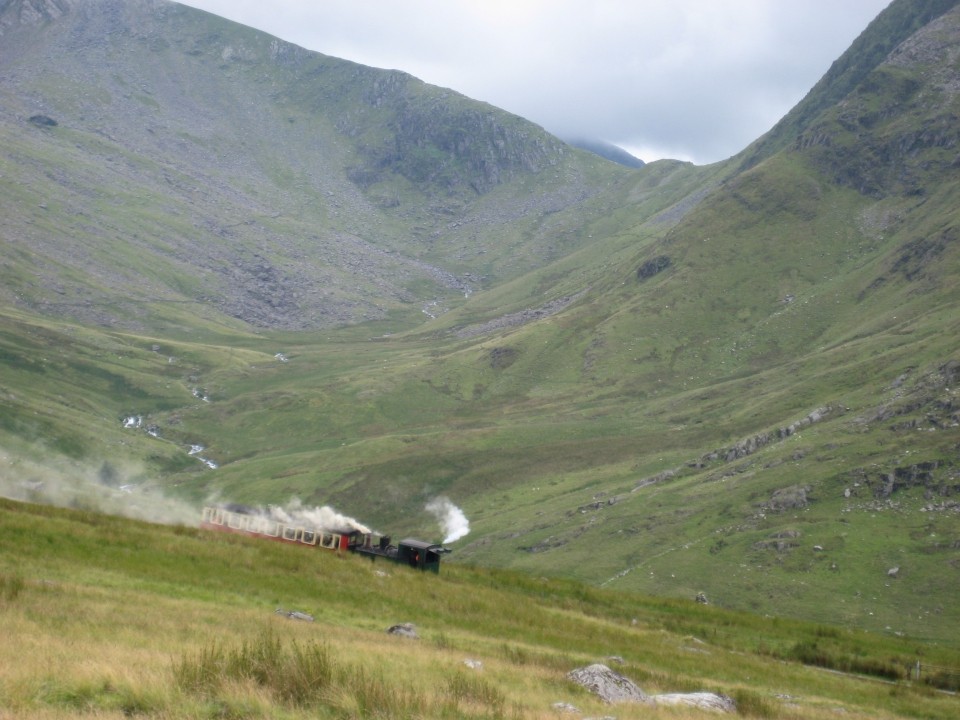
{"left": 264, "top": 498, "right": 372, "bottom": 534}
{"left": 425, "top": 496, "right": 470, "bottom": 543}
{"left": 0, "top": 444, "right": 198, "bottom": 525}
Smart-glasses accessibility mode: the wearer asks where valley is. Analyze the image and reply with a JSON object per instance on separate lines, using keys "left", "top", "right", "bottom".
{"left": 0, "top": 0, "right": 958, "bottom": 675}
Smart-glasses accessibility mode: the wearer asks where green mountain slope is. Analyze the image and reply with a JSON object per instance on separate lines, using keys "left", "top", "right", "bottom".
{"left": 0, "top": 0, "right": 958, "bottom": 643}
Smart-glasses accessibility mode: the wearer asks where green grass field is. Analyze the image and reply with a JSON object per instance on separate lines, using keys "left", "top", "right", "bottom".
{"left": 1, "top": 498, "right": 958, "bottom": 719}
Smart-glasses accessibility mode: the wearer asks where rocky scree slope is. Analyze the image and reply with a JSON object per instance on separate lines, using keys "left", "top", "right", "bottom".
{"left": 0, "top": 0, "right": 625, "bottom": 331}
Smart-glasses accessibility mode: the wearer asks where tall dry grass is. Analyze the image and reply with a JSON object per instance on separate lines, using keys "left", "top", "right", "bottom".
{"left": 2, "top": 500, "right": 959, "bottom": 719}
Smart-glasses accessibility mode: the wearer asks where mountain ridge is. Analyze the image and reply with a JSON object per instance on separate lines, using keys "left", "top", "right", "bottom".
{"left": 739, "top": 0, "right": 960, "bottom": 170}
{"left": 0, "top": 0, "right": 632, "bottom": 331}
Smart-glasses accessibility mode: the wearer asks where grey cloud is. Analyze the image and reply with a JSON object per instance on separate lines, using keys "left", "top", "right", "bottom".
{"left": 180, "top": 0, "right": 891, "bottom": 164}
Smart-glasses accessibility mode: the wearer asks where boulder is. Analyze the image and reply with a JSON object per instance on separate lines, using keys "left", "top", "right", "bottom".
{"left": 567, "top": 664, "right": 651, "bottom": 704}
{"left": 386, "top": 623, "right": 419, "bottom": 638}
{"left": 655, "top": 692, "right": 736, "bottom": 713}
{"left": 568, "top": 663, "right": 736, "bottom": 714}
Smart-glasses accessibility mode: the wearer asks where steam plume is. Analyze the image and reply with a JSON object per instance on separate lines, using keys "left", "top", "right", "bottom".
{"left": 0, "top": 444, "right": 198, "bottom": 525}
{"left": 425, "top": 496, "right": 470, "bottom": 543}
{"left": 263, "top": 498, "right": 372, "bottom": 534}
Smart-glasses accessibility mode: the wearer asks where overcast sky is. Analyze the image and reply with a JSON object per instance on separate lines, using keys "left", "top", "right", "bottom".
{"left": 178, "top": 0, "right": 892, "bottom": 165}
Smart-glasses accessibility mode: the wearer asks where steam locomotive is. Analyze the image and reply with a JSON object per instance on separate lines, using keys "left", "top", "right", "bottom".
{"left": 200, "top": 505, "right": 449, "bottom": 573}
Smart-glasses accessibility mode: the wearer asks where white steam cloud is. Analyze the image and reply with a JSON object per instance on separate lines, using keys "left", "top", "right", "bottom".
{"left": 0, "top": 445, "right": 199, "bottom": 525}
{"left": 425, "top": 496, "right": 470, "bottom": 543}
{"left": 1, "top": 445, "right": 432, "bottom": 543}
{"left": 259, "top": 498, "right": 372, "bottom": 534}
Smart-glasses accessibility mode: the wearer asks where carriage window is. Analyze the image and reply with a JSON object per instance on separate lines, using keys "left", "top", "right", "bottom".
{"left": 321, "top": 533, "right": 338, "bottom": 549}
{"left": 301, "top": 530, "right": 317, "bottom": 545}
{"left": 228, "top": 513, "right": 243, "bottom": 530}
{"left": 263, "top": 521, "right": 279, "bottom": 537}
{"left": 282, "top": 526, "right": 299, "bottom": 541}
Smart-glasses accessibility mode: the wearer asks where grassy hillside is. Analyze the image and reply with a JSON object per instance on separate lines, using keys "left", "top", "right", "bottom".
{"left": 0, "top": 0, "right": 958, "bottom": 656}
{"left": 2, "top": 498, "right": 959, "bottom": 719}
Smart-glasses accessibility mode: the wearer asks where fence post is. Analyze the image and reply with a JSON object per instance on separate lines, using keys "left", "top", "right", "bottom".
{"left": 915, "top": 660, "right": 921, "bottom": 682}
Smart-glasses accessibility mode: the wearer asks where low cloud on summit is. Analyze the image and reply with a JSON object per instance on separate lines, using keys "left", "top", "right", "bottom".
{"left": 181, "top": 0, "right": 890, "bottom": 164}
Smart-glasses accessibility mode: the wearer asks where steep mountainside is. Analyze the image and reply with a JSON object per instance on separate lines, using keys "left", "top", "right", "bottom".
{"left": 740, "top": 0, "right": 960, "bottom": 169}
{"left": 0, "top": 0, "right": 634, "bottom": 331}
{"left": 0, "top": 0, "right": 958, "bottom": 640}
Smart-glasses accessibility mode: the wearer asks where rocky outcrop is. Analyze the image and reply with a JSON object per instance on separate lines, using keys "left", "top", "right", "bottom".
{"left": 454, "top": 292, "right": 586, "bottom": 339}
{"left": 337, "top": 66, "right": 569, "bottom": 196}
{"left": 632, "top": 406, "right": 833, "bottom": 491}
{"left": 636, "top": 255, "right": 671, "bottom": 281}
{"left": 0, "top": 0, "right": 77, "bottom": 34}
{"left": 766, "top": 485, "right": 813, "bottom": 512}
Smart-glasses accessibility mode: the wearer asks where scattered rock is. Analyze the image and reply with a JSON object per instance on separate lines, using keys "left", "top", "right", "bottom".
{"left": 767, "top": 484, "right": 812, "bottom": 511}
{"left": 887, "top": 566, "right": 900, "bottom": 578}
{"left": 551, "top": 701, "right": 580, "bottom": 713}
{"left": 696, "top": 592, "right": 709, "bottom": 604}
{"left": 28, "top": 114, "right": 58, "bottom": 127}
{"left": 655, "top": 692, "right": 736, "bottom": 713}
{"left": 463, "top": 658, "right": 483, "bottom": 670}
{"left": 567, "top": 664, "right": 651, "bottom": 704}
{"left": 568, "top": 664, "right": 736, "bottom": 713}
{"left": 386, "top": 622, "right": 419, "bottom": 638}
{"left": 275, "top": 608, "right": 314, "bottom": 622}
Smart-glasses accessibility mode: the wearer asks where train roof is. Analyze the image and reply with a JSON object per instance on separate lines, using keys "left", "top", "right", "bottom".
{"left": 398, "top": 538, "right": 448, "bottom": 552}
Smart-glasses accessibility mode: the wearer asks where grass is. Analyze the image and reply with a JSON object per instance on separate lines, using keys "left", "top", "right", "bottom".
{"left": 1, "top": 498, "right": 959, "bottom": 719}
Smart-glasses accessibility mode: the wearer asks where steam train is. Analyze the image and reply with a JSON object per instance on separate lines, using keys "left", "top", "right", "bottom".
{"left": 200, "top": 505, "right": 449, "bottom": 573}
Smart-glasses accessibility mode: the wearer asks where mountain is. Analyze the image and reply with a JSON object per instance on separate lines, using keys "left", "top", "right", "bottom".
{"left": 565, "top": 138, "right": 646, "bottom": 168}
{"left": 0, "top": 0, "right": 635, "bottom": 331}
{"left": 1, "top": 0, "right": 958, "bottom": 642}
